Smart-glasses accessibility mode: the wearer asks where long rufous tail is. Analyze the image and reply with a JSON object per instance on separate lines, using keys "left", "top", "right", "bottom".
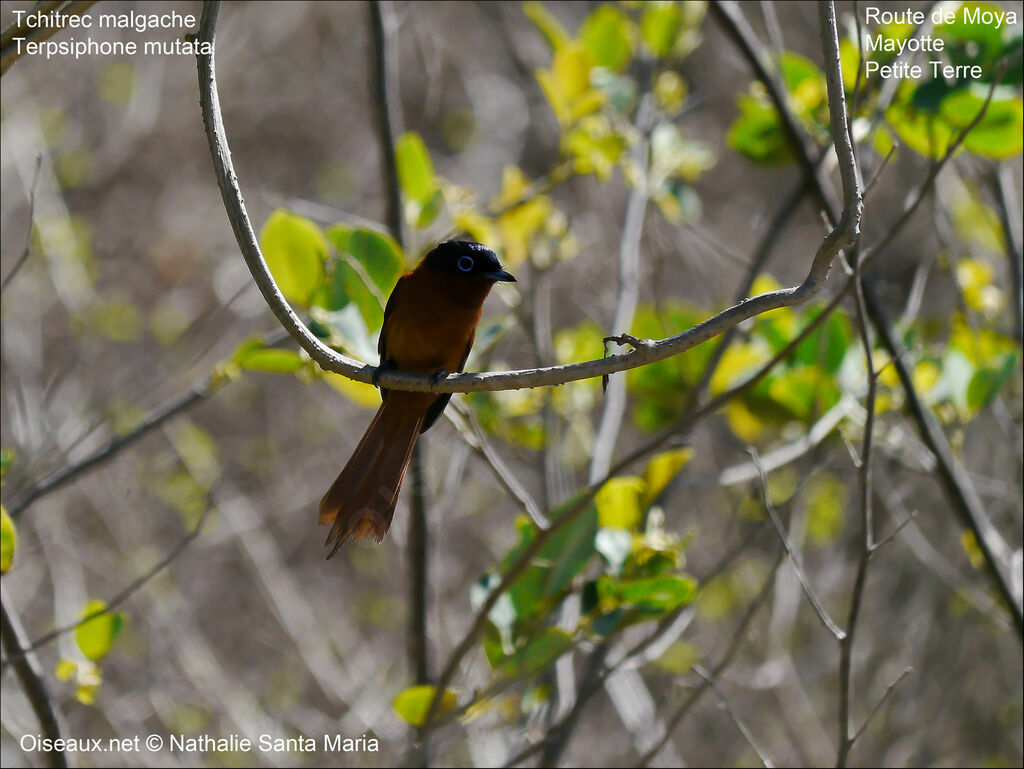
{"left": 318, "top": 392, "right": 431, "bottom": 557}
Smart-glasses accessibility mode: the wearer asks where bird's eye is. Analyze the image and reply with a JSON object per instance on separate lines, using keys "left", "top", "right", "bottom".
{"left": 457, "top": 255, "right": 474, "bottom": 272}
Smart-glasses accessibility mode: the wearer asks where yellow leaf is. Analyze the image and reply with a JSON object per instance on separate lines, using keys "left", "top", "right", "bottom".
{"left": 643, "top": 448, "right": 694, "bottom": 504}
{"left": 392, "top": 685, "right": 457, "bottom": 727}
{"left": 710, "top": 342, "right": 771, "bottom": 394}
{"left": 724, "top": 400, "right": 766, "bottom": 443}
{"left": 595, "top": 476, "right": 646, "bottom": 530}
{"left": 324, "top": 373, "right": 382, "bottom": 410}
{"left": 454, "top": 209, "right": 497, "bottom": 248}
{"left": 491, "top": 166, "right": 532, "bottom": 210}
{"left": 956, "top": 258, "right": 1004, "bottom": 316}
{"left": 55, "top": 659, "right": 77, "bottom": 682}
{"left": 0, "top": 505, "right": 15, "bottom": 573}
{"left": 960, "top": 530, "right": 985, "bottom": 570}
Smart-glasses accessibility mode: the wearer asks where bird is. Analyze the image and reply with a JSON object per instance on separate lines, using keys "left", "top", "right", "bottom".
{"left": 318, "top": 240, "right": 516, "bottom": 557}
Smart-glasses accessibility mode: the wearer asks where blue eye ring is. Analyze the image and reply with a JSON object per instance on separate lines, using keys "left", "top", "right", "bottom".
{"left": 457, "top": 255, "right": 474, "bottom": 272}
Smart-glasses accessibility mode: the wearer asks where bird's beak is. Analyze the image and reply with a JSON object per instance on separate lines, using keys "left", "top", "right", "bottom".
{"left": 484, "top": 269, "right": 516, "bottom": 283}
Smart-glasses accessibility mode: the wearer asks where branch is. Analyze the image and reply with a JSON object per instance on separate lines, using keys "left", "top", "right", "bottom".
{"left": 5, "top": 381, "right": 210, "bottom": 519}
{"left": 366, "top": 0, "right": 431, "bottom": 692}
{"left": 446, "top": 402, "right": 547, "bottom": 529}
{"left": 992, "top": 164, "right": 1023, "bottom": 344}
{"left": 849, "top": 667, "right": 912, "bottom": 748}
{"left": 589, "top": 88, "right": 654, "bottom": 482}
{"left": 638, "top": 551, "right": 783, "bottom": 767}
{"left": 0, "top": 582, "right": 68, "bottom": 769}
{"left": 3, "top": 328, "right": 290, "bottom": 520}
{"left": 0, "top": 153, "right": 42, "bottom": 294}
{"left": 750, "top": 448, "right": 845, "bottom": 641}
{"left": 713, "top": 0, "right": 1021, "bottom": 638}
{"left": 694, "top": 664, "right": 775, "bottom": 768}
{"left": 195, "top": 1, "right": 860, "bottom": 396}
{"left": 0, "top": 0, "right": 98, "bottom": 76}
{"left": 837, "top": 258, "right": 879, "bottom": 768}
{"left": 1, "top": 494, "right": 212, "bottom": 669}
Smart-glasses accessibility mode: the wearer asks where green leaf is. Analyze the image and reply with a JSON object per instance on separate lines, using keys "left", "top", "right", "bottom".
{"left": 235, "top": 347, "right": 304, "bottom": 374}
{"left": 395, "top": 132, "right": 436, "bottom": 205}
{"left": 728, "top": 95, "right": 792, "bottom": 165}
{"left": 392, "top": 685, "right": 456, "bottom": 727}
{"left": 348, "top": 229, "right": 405, "bottom": 292}
{"left": 581, "top": 4, "right": 633, "bottom": 72}
{"left": 608, "top": 574, "right": 698, "bottom": 612}
{"left": 595, "top": 476, "right": 646, "bottom": 530}
{"left": 654, "top": 640, "right": 703, "bottom": 674}
{"left": 967, "top": 352, "right": 1018, "bottom": 410}
{"left": 170, "top": 421, "right": 220, "bottom": 490}
{"left": 0, "top": 447, "right": 13, "bottom": 486}
{"left": 941, "top": 90, "right": 1024, "bottom": 159}
{"left": 937, "top": 2, "right": 1010, "bottom": 73}
{"left": 794, "top": 308, "right": 852, "bottom": 374}
{"left": 325, "top": 226, "right": 404, "bottom": 331}
{"left": 498, "top": 628, "right": 573, "bottom": 678}
{"left": 75, "top": 600, "right": 124, "bottom": 661}
{"left": 641, "top": 1, "right": 683, "bottom": 58}
{"left": 0, "top": 506, "right": 16, "bottom": 573}
{"left": 309, "top": 303, "right": 379, "bottom": 364}
{"left": 523, "top": 1, "right": 571, "bottom": 51}
{"left": 259, "top": 209, "right": 327, "bottom": 306}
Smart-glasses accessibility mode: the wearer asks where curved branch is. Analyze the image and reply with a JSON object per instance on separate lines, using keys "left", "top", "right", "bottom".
{"left": 195, "top": 1, "right": 860, "bottom": 395}
{"left": 0, "top": 584, "right": 68, "bottom": 769}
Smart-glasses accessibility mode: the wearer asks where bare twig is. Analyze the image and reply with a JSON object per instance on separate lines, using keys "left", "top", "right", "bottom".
{"left": 368, "top": 0, "right": 431, "bottom": 692}
{"left": 750, "top": 448, "right": 845, "bottom": 641}
{"left": 195, "top": 1, "right": 860, "bottom": 397}
{"left": 589, "top": 89, "right": 654, "bottom": 482}
{"left": 2, "top": 493, "right": 213, "bottom": 667}
{"left": 0, "top": 583, "right": 69, "bottom": 769}
{"left": 3, "top": 328, "right": 289, "bottom": 520}
{"left": 6, "top": 382, "right": 210, "bottom": 519}
{"left": 838, "top": 259, "right": 878, "bottom": 768}
{"left": 714, "top": 0, "right": 1021, "bottom": 637}
{"left": 849, "top": 667, "right": 912, "bottom": 748}
{"left": 447, "top": 402, "right": 547, "bottom": 528}
{"left": 694, "top": 664, "right": 774, "bottom": 768}
{"left": 638, "top": 551, "right": 783, "bottom": 767}
{"left": 0, "top": 154, "right": 42, "bottom": 294}
{"left": 992, "top": 164, "right": 1023, "bottom": 344}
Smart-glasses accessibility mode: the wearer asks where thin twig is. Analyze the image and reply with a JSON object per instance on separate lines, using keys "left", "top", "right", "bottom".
{"left": 715, "top": 0, "right": 1021, "bottom": 637}
{"left": 694, "top": 664, "right": 775, "bottom": 768}
{"left": 0, "top": 582, "right": 69, "bottom": 769}
{"left": 194, "top": 0, "right": 860, "bottom": 397}
{"left": 992, "top": 164, "right": 1023, "bottom": 345}
{"left": 750, "top": 448, "right": 845, "bottom": 641}
{"left": 849, "top": 667, "right": 912, "bottom": 747}
{"left": 589, "top": 87, "right": 654, "bottom": 483}
{"left": 369, "top": 0, "right": 432, "bottom": 698}
{"left": 2, "top": 493, "right": 213, "bottom": 667}
{"left": 838, "top": 257, "right": 878, "bottom": 768}
{"left": 0, "top": 154, "right": 42, "bottom": 294}
{"left": 637, "top": 551, "right": 784, "bottom": 767}
{"left": 3, "top": 328, "right": 289, "bottom": 520}
{"left": 447, "top": 402, "right": 547, "bottom": 528}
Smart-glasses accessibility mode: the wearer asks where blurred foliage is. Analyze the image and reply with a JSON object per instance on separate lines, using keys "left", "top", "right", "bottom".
{"left": 730, "top": 0, "right": 1024, "bottom": 163}
{"left": 222, "top": 0, "right": 1020, "bottom": 725}
{"left": 1, "top": 1, "right": 1021, "bottom": 763}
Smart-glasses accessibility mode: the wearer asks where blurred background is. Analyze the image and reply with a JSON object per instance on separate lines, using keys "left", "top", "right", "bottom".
{"left": 1, "top": 1, "right": 1022, "bottom": 767}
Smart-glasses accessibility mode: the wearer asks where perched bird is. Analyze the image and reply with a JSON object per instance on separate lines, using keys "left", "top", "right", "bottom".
{"left": 318, "top": 240, "right": 515, "bottom": 557}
